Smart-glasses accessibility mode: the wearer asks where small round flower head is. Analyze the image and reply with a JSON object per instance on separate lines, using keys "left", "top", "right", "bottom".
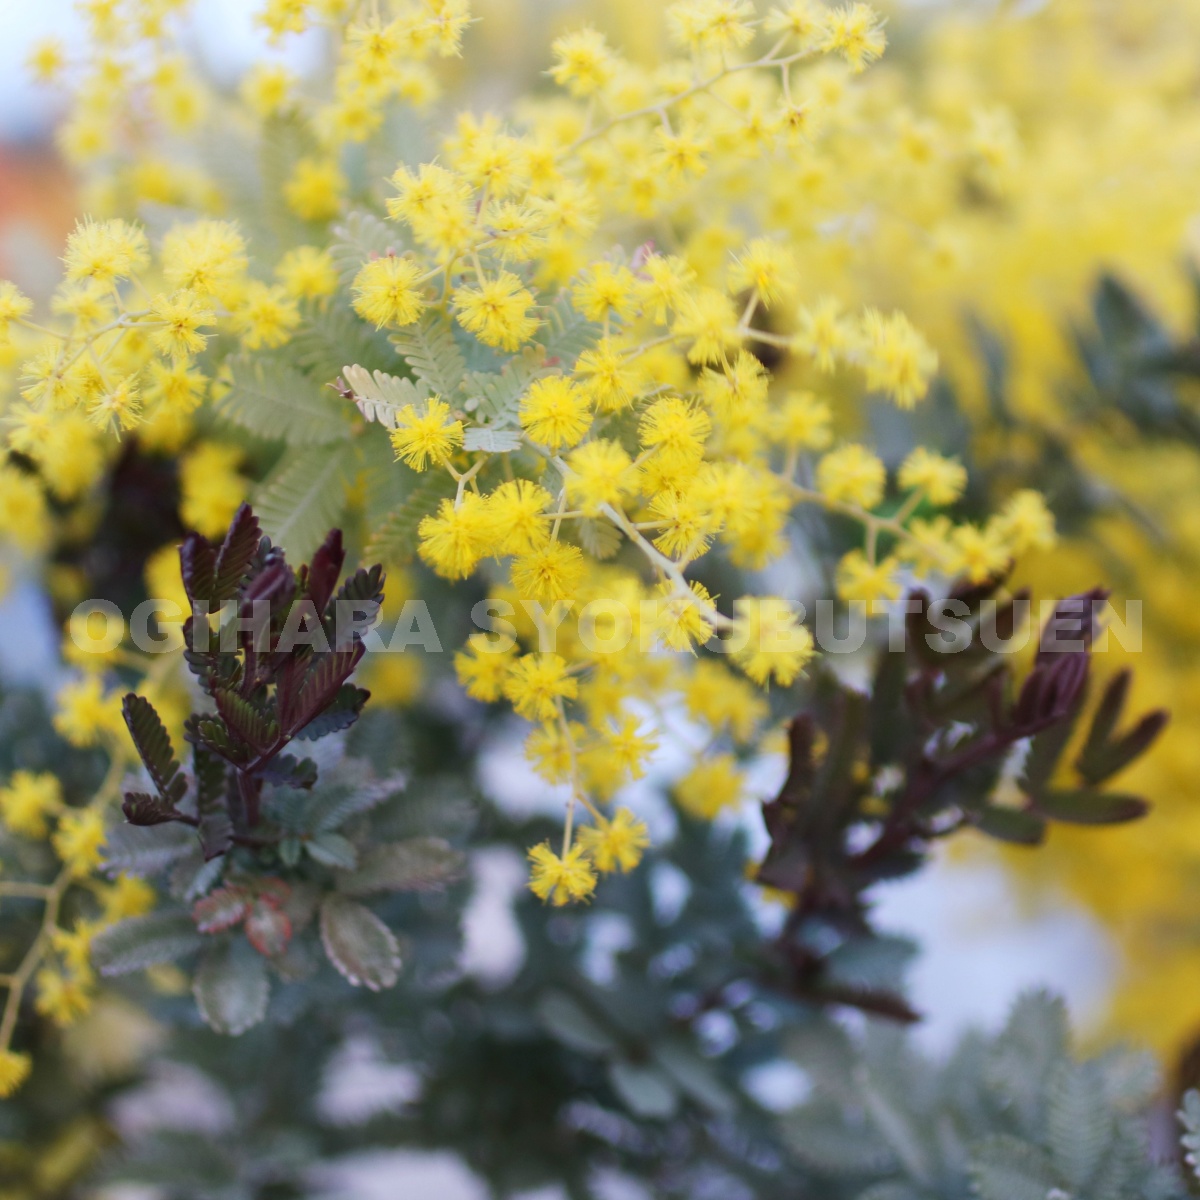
{"left": 859, "top": 309, "right": 937, "bottom": 409}
{"left": 353, "top": 255, "right": 427, "bottom": 328}
{"left": 573, "top": 339, "right": 646, "bottom": 412}
{"left": 454, "top": 271, "right": 539, "bottom": 350}
{"left": 455, "top": 633, "right": 515, "bottom": 703}
{"left": 53, "top": 677, "right": 121, "bottom": 747}
{"left": 162, "top": 219, "right": 248, "bottom": 301}
{"left": 63, "top": 217, "right": 149, "bottom": 288}
{"left": 87, "top": 374, "right": 143, "bottom": 434}
{"left": 418, "top": 494, "right": 493, "bottom": 579}
{"left": 667, "top": 0, "right": 757, "bottom": 55}
{"left": 816, "top": 444, "right": 886, "bottom": 509}
{"left": 489, "top": 479, "right": 552, "bottom": 555}
{"left": 992, "top": 489, "right": 1056, "bottom": 555}
{"left": 527, "top": 842, "right": 597, "bottom": 905}
{"left": 576, "top": 808, "right": 650, "bottom": 874}
{"left": 950, "top": 522, "right": 1010, "bottom": 583}
{"left": 898, "top": 447, "right": 966, "bottom": 506}
{"left": 503, "top": 653, "right": 578, "bottom": 722}
{"left": 731, "top": 595, "right": 815, "bottom": 687}
{"left": 240, "top": 62, "right": 295, "bottom": 117}
{"left": 675, "top": 753, "right": 744, "bottom": 820}
{"left": 150, "top": 290, "right": 214, "bottom": 362}
{"left": 284, "top": 156, "right": 347, "bottom": 222}
{"left": 639, "top": 397, "right": 711, "bottom": 470}
{"left": 0, "top": 1050, "right": 32, "bottom": 1099}
{"left": 0, "top": 465, "right": 50, "bottom": 555}
{"left": 836, "top": 550, "right": 902, "bottom": 609}
{"left": 511, "top": 541, "right": 585, "bottom": 604}
{"left": 550, "top": 27, "right": 617, "bottom": 97}
{"left": 27, "top": 36, "right": 66, "bottom": 84}
{"left": 794, "top": 297, "right": 855, "bottom": 372}
{"left": 564, "top": 439, "right": 636, "bottom": 515}
{"left": 654, "top": 580, "right": 715, "bottom": 651}
{"left": 520, "top": 377, "right": 591, "bottom": 449}
{"left": 573, "top": 261, "right": 642, "bottom": 323}
{"left": 769, "top": 391, "right": 832, "bottom": 450}
{"left": 276, "top": 246, "right": 338, "bottom": 300}
{"left": 728, "top": 238, "right": 798, "bottom": 308}
{"left": 0, "top": 770, "right": 63, "bottom": 839}
{"left": 34, "top": 966, "right": 93, "bottom": 1027}
{"left": 390, "top": 397, "right": 464, "bottom": 470}
{"left": 52, "top": 806, "right": 107, "bottom": 876}
{"left": 0, "top": 281, "right": 33, "bottom": 340}
{"left": 674, "top": 288, "right": 742, "bottom": 365}
{"left": 821, "top": 2, "right": 886, "bottom": 72}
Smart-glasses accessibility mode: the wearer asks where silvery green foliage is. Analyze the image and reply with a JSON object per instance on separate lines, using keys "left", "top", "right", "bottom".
{"left": 788, "top": 992, "right": 1182, "bottom": 1200}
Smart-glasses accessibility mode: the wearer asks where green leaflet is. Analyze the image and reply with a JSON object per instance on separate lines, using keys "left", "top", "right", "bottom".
{"left": 254, "top": 442, "right": 359, "bottom": 561}
{"left": 291, "top": 300, "right": 396, "bottom": 384}
{"left": 365, "top": 469, "right": 456, "bottom": 565}
{"left": 390, "top": 312, "right": 466, "bottom": 396}
{"left": 329, "top": 210, "right": 403, "bottom": 286}
{"left": 218, "top": 354, "right": 354, "bottom": 445}
{"left": 341, "top": 363, "right": 428, "bottom": 429}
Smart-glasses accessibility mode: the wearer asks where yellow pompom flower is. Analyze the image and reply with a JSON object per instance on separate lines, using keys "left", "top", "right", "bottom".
{"left": 63, "top": 217, "right": 149, "bottom": 287}
{"left": 527, "top": 842, "right": 597, "bottom": 906}
{"left": 520, "top": 377, "right": 591, "bottom": 449}
{"left": 573, "top": 339, "right": 645, "bottom": 412}
{"left": 816, "top": 444, "right": 886, "bottom": 510}
{"left": 240, "top": 62, "right": 294, "bottom": 117}
{"left": 179, "top": 442, "right": 246, "bottom": 537}
{"left": 730, "top": 595, "right": 815, "bottom": 687}
{"left": 0, "top": 281, "right": 33, "bottom": 341}
{"left": 0, "top": 1050, "right": 32, "bottom": 1099}
{"left": 418, "top": 494, "right": 493, "bottom": 579}
{"left": 455, "top": 633, "right": 514, "bottom": 703}
{"left": 640, "top": 397, "right": 712, "bottom": 470}
{"left": 576, "top": 808, "right": 650, "bottom": 874}
{"left": 950, "top": 523, "right": 1010, "bottom": 584}
{"left": 728, "top": 238, "right": 798, "bottom": 308}
{"left": 667, "top": 0, "right": 757, "bottom": 55}
{"left": 674, "top": 288, "right": 741, "bottom": 365}
{"left": 511, "top": 541, "right": 585, "bottom": 604}
{"left": 489, "top": 479, "right": 552, "bottom": 554}
{"left": 859, "top": 310, "right": 937, "bottom": 410}
{"left": 770, "top": 391, "right": 832, "bottom": 450}
{"left": 454, "top": 271, "right": 539, "bottom": 350}
{"left": 993, "top": 490, "right": 1056, "bottom": 555}
{"left": 836, "top": 550, "right": 902, "bottom": 609}
{"left": 150, "top": 290, "right": 214, "bottom": 362}
{"left": 0, "top": 770, "right": 64, "bottom": 839}
{"left": 564, "top": 439, "right": 636, "bottom": 516}
{"left": 794, "top": 297, "right": 855, "bottom": 372}
{"left": 0, "top": 466, "right": 51, "bottom": 554}
{"left": 284, "top": 156, "right": 347, "bottom": 222}
{"left": 503, "top": 653, "right": 578, "bottom": 722}
{"left": 390, "top": 397, "right": 464, "bottom": 470}
{"left": 573, "top": 261, "right": 642, "bottom": 323}
{"left": 675, "top": 754, "right": 745, "bottom": 820}
{"left": 549, "top": 27, "right": 616, "bottom": 97}
{"left": 353, "top": 255, "right": 427, "bottom": 329}
{"left": 34, "top": 967, "right": 94, "bottom": 1027}
{"left": 161, "top": 219, "right": 248, "bottom": 300}
{"left": 654, "top": 581, "right": 715, "bottom": 651}
{"left": 101, "top": 874, "right": 156, "bottom": 922}
{"left": 821, "top": 2, "right": 886, "bottom": 71}
{"left": 898, "top": 448, "right": 966, "bottom": 507}
{"left": 276, "top": 246, "right": 338, "bottom": 300}
{"left": 52, "top": 807, "right": 108, "bottom": 877}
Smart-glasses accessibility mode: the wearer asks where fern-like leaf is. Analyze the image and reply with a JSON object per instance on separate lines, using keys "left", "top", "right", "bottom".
{"left": 391, "top": 312, "right": 466, "bottom": 396}
{"left": 341, "top": 363, "right": 428, "bottom": 429}
{"left": 365, "top": 471, "right": 455, "bottom": 565}
{"left": 329, "top": 210, "right": 402, "bottom": 285}
{"left": 218, "top": 355, "right": 353, "bottom": 445}
{"left": 254, "top": 443, "right": 357, "bottom": 561}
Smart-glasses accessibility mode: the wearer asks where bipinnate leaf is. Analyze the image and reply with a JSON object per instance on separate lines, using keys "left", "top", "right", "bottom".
{"left": 335, "top": 837, "right": 464, "bottom": 896}
{"left": 212, "top": 502, "right": 262, "bottom": 604}
{"left": 391, "top": 311, "right": 465, "bottom": 396}
{"left": 970, "top": 1135, "right": 1058, "bottom": 1200}
{"left": 122, "top": 694, "right": 186, "bottom": 805}
{"left": 319, "top": 896, "right": 401, "bottom": 991}
{"left": 194, "top": 941, "right": 270, "bottom": 1035}
{"left": 91, "top": 912, "right": 203, "bottom": 976}
{"left": 341, "top": 363, "right": 427, "bottom": 429}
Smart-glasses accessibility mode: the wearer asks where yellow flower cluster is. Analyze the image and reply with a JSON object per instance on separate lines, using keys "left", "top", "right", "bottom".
{"left": 0, "top": 0, "right": 1069, "bottom": 917}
